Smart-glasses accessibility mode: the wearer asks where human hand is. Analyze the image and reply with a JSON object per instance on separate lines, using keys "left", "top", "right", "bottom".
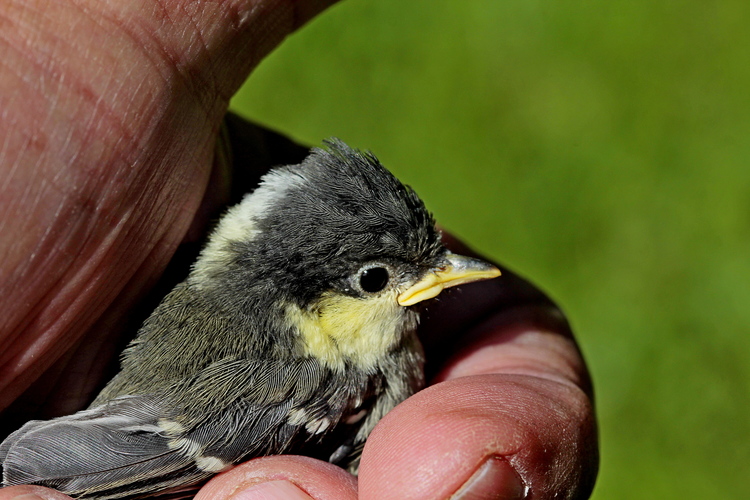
{"left": 0, "top": 1, "right": 597, "bottom": 499}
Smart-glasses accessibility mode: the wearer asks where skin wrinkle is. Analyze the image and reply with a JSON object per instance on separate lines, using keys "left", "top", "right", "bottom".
{"left": 36, "top": 7, "right": 88, "bottom": 78}
{"left": 174, "top": 2, "right": 214, "bottom": 84}
{"left": 94, "top": 0, "right": 228, "bottom": 115}
{"left": 1, "top": 87, "right": 217, "bottom": 405}
{"left": 3, "top": 201, "right": 135, "bottom": 368}
{"left": 136, "top": 4, "right": 214, "bottom": 102}
{"left": 81, "top": 7, "right": 186, "bottom": 111}
{"left": 69, "top": 0, "right": 312, "bottom": 115}
{"left": 0, "top": 194, "right": 96, "bottom": 354}
{"left": 4, "top": 113, "right": 145, "bottom": 337}
{"left": 213, "top": 1, "right": 309, "bottom": 102}
{"left": 70, "top": 0, "right": 195, "bottom": 119}
{"left": 3, "top": 4, "right": 47, "bottom": 72}
{"left": 0, "top": 26, "right": 38, "bottom": 98}
{"left": 2, "top": 0, "right": 228, "bottom": 292}
{"left": 13, "top": 11, "right": 116, "bottom": 149}
{"left": 2, "top": 7, "right": 155, "bottom": 200}
{"left": 510, "top": 380, "right": 594, "bottom": 497}
{"left": 182, "top": 0, "right": 253, "bottom": 105}
{"left": 3, "top": 220, "right": 188, "bottom": 426}
{"left": 0, "top": 50, "right": 52, "bottom": 205}
{"left": 0, "top": 164, "right": 200, "bottom": 409}
{"left": 0, "top": 88, "right": 214, "bottom": 408}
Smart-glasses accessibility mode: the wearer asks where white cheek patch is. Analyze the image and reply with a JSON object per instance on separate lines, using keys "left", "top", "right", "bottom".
{"left": 191, "top": 168, "right": 308, "bottom": 285}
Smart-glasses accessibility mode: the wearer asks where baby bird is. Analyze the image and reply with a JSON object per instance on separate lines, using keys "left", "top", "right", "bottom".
{"left": 1, "top": 139, "right": 500, "bottom": 499}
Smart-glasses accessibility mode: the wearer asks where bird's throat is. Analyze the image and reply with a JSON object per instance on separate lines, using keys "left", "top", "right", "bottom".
{"left": 284, "top": 293, "right": 416, "bottom": 372}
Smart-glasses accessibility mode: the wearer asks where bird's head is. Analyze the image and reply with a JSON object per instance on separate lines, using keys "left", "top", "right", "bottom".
{"left": 191, "top": 139, "right": 500, "bottom": 371}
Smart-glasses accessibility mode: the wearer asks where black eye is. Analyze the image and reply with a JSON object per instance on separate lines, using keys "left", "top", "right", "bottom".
{"left": 359, "top": 267, "right": 390, "bottom": 293}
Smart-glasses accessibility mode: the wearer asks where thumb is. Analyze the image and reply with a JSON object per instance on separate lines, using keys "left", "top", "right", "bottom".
{"left": 0, "top": 0, "right": 337, "bottom": 411}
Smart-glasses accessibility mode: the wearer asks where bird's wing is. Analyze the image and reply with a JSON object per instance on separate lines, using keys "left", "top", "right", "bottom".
{"left": 0, "top": 357, "right": 349, "bottom": 500}
{"left": 0, "top": 395, "right": 214, "bottom": 499}
{"left": 162, "top": 356, "right": 350, "bottom": 462}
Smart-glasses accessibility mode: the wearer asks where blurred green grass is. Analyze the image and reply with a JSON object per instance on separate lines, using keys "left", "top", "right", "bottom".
{"left": 229, "top": 1, "right": 750, "bottom": 497}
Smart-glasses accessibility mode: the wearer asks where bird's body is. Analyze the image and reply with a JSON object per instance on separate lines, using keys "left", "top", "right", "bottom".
{"left": 0, "top": 140, "right": 499, "bottom": 499}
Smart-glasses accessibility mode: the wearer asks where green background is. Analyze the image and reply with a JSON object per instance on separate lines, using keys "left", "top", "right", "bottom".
{"left": 230, "top": 1, "right": 750, "bottom": 497}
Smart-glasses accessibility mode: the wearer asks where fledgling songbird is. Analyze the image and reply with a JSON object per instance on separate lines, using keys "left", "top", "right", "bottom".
{"left": 0, "top": 140, "right": 500, "bottom": 499}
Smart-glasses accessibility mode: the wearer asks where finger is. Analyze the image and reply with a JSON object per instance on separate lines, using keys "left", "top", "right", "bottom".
{"left": 195, "top": 456, "right": 357, "bottom": 500}
{"left": 0, "top": 0, "right": 337, "bottom": 411}
{"left": 0, "top": 485, "right": 73, "bottom": 500}
{"left": 359, "top": 375, "right": 597, "bottom": 500}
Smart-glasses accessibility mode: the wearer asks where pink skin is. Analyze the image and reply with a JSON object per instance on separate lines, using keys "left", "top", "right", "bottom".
{"left": 0, "top": 1, "right": 597, "bottom": 499}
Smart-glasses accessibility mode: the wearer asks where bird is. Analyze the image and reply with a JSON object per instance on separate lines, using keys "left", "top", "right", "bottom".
{"left": 0, "top": 139, "right": 500, "bottom": 499}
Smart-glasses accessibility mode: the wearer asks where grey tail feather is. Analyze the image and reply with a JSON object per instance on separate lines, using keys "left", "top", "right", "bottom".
{"left": 1, "top": 396, "right": 211, "bottom": 499}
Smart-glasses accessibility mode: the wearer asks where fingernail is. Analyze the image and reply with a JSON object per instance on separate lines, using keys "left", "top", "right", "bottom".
{"left": 229, "top": 480, "right": 315, "bottom": 500}
{"left": 451, "top": 456, "right": 528, "bottom": 500}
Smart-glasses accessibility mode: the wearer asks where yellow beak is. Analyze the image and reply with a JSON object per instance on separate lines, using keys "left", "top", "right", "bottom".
{"left": 397, "top": 252, "right": 501, "bottom": 306}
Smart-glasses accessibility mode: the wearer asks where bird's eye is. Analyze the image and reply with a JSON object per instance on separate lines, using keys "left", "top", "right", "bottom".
{"left": 359, "top": 266, "right": 390, "bottom": 293}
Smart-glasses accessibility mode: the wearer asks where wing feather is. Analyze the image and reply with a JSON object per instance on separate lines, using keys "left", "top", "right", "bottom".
{"left": 0, "top": 357, "right": 345, "bottom": 499}
{"left": 1, "top": 396, "right": 209, "bottom": 499}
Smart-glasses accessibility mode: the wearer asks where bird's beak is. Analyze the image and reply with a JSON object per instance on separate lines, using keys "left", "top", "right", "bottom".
{"left": 397, "top": 252, "right": 501, "bottom": 306}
